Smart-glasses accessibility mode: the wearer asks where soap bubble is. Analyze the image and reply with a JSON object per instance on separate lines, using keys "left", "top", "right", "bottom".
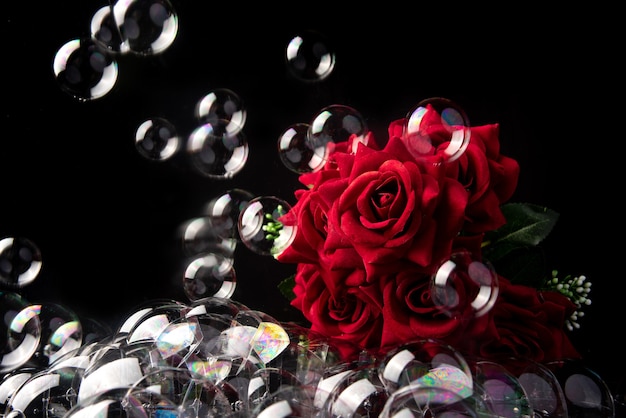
{"left": 90, "top": 5, "right": 124, "bottom": 53}
{"left": 0, "top": 236, "right": 42, "bottom": 289}
{"left": 178, "top": 216, "right": 238, "bottom": 258}
{"left": 285, "top": 30, "right": 336, "bottom": 82}
{"left": 182, "top": 252, "right": 236, "bottom": 302}
{"left": 186, "top": 121, "right": 249, "bottom": 179}
{"left": 203, "top": 188, "right": 255, "bottom": 241}
{"left": 52, "top": 37, "right": 118, "bottom": 101}
{"left": 238, "top": 196, "right": 296, "bottom": 257}
{"left": 472, "top": 360, "right": 535, "bottom": 417}
{"left": 430, "top": 250, "right": 499, "bottom": 319}
{"left": 403, "top": 97, "right": 471, "bottom": 163}
{"left": 278, "top": 122, "right": 325, "bottom": 173}
{"left": 307, "top": 104, "right": 369, "bottom": 170}
{"left": 111, "top": 0, "right": 179, "bottom": 55}
{"left": 134, "top": 116, "right": 181, "bottom": 161}
{"left": 195, "top": 88, "right": 247, "bottom": 135}
{"left": 0, "top": 292, "right": 42, "bottom": 374}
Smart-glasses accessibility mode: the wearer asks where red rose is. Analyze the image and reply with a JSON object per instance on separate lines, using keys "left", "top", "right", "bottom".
{"left": 461, "top": 277, "right": 581, "bottom": 364}
{"left": 290, "top": 262, "right": 384, "bottom": 350}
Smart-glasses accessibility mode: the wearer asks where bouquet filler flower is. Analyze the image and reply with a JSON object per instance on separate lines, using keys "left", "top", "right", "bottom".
{"left": 276, "top": 98, "right": 590, "bottom": 369}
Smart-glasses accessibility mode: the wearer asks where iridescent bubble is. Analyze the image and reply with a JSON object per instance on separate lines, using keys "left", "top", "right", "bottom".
{"left": 203, "top": 188, "right": 255, "bottom": 241}
{"left": 277, "top": 122, "right": 325, "bottom": 174}
{"left": 34, "top": 302, "right": 84, "bottom": 368}
{"left": 0, "top": 292, "right": 42, "bottom": 374}
{"left": 186, "top": 121, "right": 249, "bottom": 179}
{"left": 430, "top": 250, "right": 499, "bottom": 319}
{"left": 134, "top": 116, "right": 180, "bottom": 161}
{"left": 285, "top": 30, "right": 336, "bottom": 82}
{"left": 0, "top": 236, "right": 42, "bottom": 288}
{"left": 238, "top": 196, "right": 296, "bottom": 257}
{"left": 111, "top": 0, "right": 179, "bottom": 55}
{"left": 307, "top": 104, "right": 369, "bottom": 170}
{"left": 182, "top": 252, "right": 236, "bottom": 302}
{"left": 90, "top": 5, "right": 124, "bottom": 53}
{"left": 52, "top": 37, "right": 118, "bottom": 101}
{"left": 403, "top": 97, "right": 471, "bottom": 163}
{"left": 195, "top": 88, "right": 247, "bottom": 134}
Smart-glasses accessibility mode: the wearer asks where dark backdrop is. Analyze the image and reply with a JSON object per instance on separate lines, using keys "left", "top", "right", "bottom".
{"left": 2, "top": 0, "right": 623, "bottom": 402}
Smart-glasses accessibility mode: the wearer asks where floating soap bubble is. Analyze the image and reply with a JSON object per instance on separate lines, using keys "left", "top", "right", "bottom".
{"left": 52, "top": 37, "right": 118, "bottom": 101}
{"left": 403, "top": 97, "right": 471, "bottom": 163}
{"left": 0, "top": 236, "right": 42, "bottom": 289}
{"left": 285, "top": 30, "right": 336, "bottom": 82}
{"left": 111, "top": 0, "right": 179, "bottom": 55}
{"left": 307, "top": 104, "right": 369, "bottom": 171}
{"left": 32, "top": 302, "right": 84, "bottom": 368}
{"left": 186, "top": 121, "right": 249, "bottom": 179}
{"left": 195, "top": 88, "right": 247, "bottom": 134}
{"left": 182, "top": 252, "right": 236, "bottom": 301}
{"left": 238, "top": 196, "right": 296, "bottom": 257}
{"left": 90, "top": 5, "right": 124, "bottom": 53}
{"left": 510, "top": 360, "right": 568, "bottom": 418}
{"left": 546, "top": 359, "right": 616, "bottom": 417}
{"left": 472, "top": 360, "right": 535, "bottom": 417}
{"left": 0, "top": 292, "right": 42, "bottom": 374}
{"left": 377, "top": 338, "right": 473, "bottom": 395}
{"left": 278, "top": 122, "right": 325, "bottom": 173}
{"left": 134, "top": 116, "right": 180, "bottom": 161}
{"left": 430, "top": 250, "right": 499, "bottom": 319}
{"left": 178, "top": 216, "right": 238, "bottom": 258}
{"left": 203, "top": 188, "right": 255, "bottom": 241}
{"left": 118, "top": 299, "right": 189, "bottom": 344}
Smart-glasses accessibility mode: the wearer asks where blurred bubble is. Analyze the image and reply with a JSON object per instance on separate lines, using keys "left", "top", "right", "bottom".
{"left": 195, "top": 88, "right": 247, "bottom": 134}
{"left": 403, "top": 97, "right": 471, "bottom": 163}
{"left": 90, "top": 5, "right": 124, "bottom": 53}
{"left": 134, "top": 116, "right": 181, "bottom": 161}
{"left": 203, "top": 188, "right": 255, "bottom": 241}
{"left": 111, "top": 0, "right": 179, "bottom": 55}
{"left": 285, "top": 30, "right": 336, "bottom": 82}
{"left": 0, "top": 292, "right": 42, "bottom": 374}
{"left": 0, "top": 236, "right": 42, "bottom": 289}
{"left": 430, "top": 250, "right": 499, "bottom": 319}
{"left": 52, "top": 37, "right": 118, "bottom": 101}
{"left": 238, "top": 196, "right": 296, "bottom": 257}
{"left": 186, "top": 121, "right": 249, "bottom": 179}
{"left": 278, "top": 122, "right": 325, "bottom": 174}
{"left": 473, "top": 360, "right": 534, "bottom": 417}
{"left": 546, "top": 359, "right": 616, "bottom": 417}
{"left": 182, "top": 252, "right": 236, "bottom": 302}
{"left": 307, "top": 104, "right": 369, "bottom": 170}
{"left": 178, "top": 216, "right": 238, "bottom": 259}
{"left": 511, "top": 360, "right": 568, "bottom": 418}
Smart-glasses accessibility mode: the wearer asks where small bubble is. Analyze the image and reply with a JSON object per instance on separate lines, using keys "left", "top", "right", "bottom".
{"left": 277, "top": 122, "right": 324, "bottom": 174}
{"left": 194, "top": 88, "right": 247, "bottom": 135}
{"left": 238, "top": 196, "right": 296, "bottom": 257}
{"left": 135, "top": 117, "right": 180, "bottom": 161}
{"left": 0, "top": 237, "right": 42, "bottom": 289}
{"left": 183, "top": 253, "right": 236, "bottom": 302}
{"left": 53, "top": 37, "right": 118, "bottom": 101}
{"left": 286, "top": 30, "right": 336, "bottom": 82}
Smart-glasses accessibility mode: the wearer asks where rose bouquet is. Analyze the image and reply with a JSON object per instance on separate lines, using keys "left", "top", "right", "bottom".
{"left": 276, "top": 98, "right": 588, "bottom": 370}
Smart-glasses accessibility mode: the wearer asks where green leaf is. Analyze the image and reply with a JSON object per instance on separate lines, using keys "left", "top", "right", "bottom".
{"left": 489, "top": 246, "right": 547, "bottom": 287}
{"left": 278, "top": 274, "right": 296, "bottom": 301}
{"left": 483, "top": 203, "right": 559, "bottom": 262}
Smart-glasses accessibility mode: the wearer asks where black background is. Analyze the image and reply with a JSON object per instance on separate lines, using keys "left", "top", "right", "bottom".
{"left": 2, "top": 0, "right": 623, "bottom": 404}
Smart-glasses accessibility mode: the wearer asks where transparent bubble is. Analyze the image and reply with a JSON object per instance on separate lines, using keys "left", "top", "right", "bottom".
{"left": 0, "top": 367, "right": 38, "bottom": 413}
{"left": 403, "top": 97, "right": 471, "bottom": 163}
{"left": 430, "top": 250, "right": 499, "bottom": 319}
{"left": 247, "top": 367, "right": 303, "bottom": 411}
{"left": 111, "top": 0, "right": 179, "bottom": 55}
{"left": 250, "top": 384, "right": 318, "bottom": 417}
{"left": 90, "top": 5, "right": 124, "bottom": 53}
{"left": 238, "top": 196, "right": 296, "bottom": 257}
{"left": 117, "top": 299, "right": 189, "bottom": 344}
{"left": 278, "top": 122, "right": 326, "bottom": 174}
{"left": 379, "top": 383, "right": 489, "bottom": 418}
{"left": 377, "top": 338, "right": 473, "bottom": 395}
{"left": 0, "top": 236, "right": 42, "bottom": 288}
{"left": 178, "top": 216, "right": 237, "bottom": 259}
{"left": 134, "top": 116, "right": 180, "bottom": 161}
{"left": 473, "top": 360, "right": 534, "bottom": 417}
{"left": 307, "top": 104, "right": 369, "bottom": 170}
{"left": 0, "top": 292, "right": 42, "bottom": 374}
{"left": 285, "top": 30, "right": 336, "bottom": 82}
{"left": 203, "top": 188, "right": 255, "bottom": 241}
{"left": 195, "top": 88, "right": 247, "bottom": 134}
{"left": 512, "top": 360, "right": 568, "bottom": 418}
{"left": 34, "top": 302, "right": 84, "bottom": 368}
{"left": 186, "top": 121, "right": 249, "bottom": 179}
{"left": 186, "top": 296, "right": 251, "bottom": 321}
{"left": 182, "top": 252, "right": 236, "bottom": 302}
{"left": 52, "top": 37, "right": 118, "bottom": 101}
{"left": 546, "top": 359, "right": 616, "bottom": 417}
